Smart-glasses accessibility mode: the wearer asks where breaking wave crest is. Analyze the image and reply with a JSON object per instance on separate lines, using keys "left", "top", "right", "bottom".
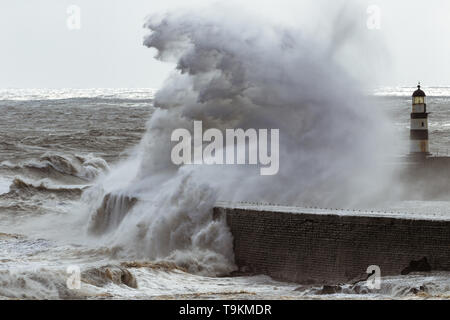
{"left": 6, "top": 178, "right": 85, "bottom": 197}
{"left": 1, "top": 153, "right": 109, "bottom": 182}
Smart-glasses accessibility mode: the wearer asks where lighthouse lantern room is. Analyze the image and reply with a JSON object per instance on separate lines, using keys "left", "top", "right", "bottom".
{"left": 410, "top": 83, "right": 429, "bottom": 155}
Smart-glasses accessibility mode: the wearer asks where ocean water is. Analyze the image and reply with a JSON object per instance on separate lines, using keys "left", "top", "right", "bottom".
{"left": 0, "top": 88, "right": 449, "bottom": 300}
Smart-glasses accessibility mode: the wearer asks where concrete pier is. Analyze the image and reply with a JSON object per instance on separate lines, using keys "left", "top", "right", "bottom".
{"left": 214, "top": 203, "right": 450, "bottom": 284}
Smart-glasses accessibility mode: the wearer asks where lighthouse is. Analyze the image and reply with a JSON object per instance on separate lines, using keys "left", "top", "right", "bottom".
{"left": 410, "top": 83, "right": 429, "bottom": 156}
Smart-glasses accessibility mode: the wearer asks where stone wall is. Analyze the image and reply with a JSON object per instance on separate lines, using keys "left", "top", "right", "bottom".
{"left": 214, "top": 206, "right": 450, "bottom": 284}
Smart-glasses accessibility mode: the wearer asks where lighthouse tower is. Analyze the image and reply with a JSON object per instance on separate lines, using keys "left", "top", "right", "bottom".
{"left": 410, "top": 83, "right": 429, "bottom": 156}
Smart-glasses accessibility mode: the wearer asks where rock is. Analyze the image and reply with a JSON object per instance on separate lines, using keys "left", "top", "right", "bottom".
{"left": 401, "top": 257, "right": 432, "bottom": 275}
{"left": 409, "top": 285, "right": 428, "bottom": 295}
{"left": 82, "top": 265, "right": 138, "bottom": 288}
{"left": 319, "top": 285, "right": 342, "bottom": 295}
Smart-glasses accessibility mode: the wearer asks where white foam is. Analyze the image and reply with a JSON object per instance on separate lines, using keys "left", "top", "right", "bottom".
{"left": 0, "top": 177, "right": 11, "bottom": 195}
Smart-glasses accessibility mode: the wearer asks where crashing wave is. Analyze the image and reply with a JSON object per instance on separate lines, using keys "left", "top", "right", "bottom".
{"left": 85, "top": 169, "right": 236, "bottom": 276}
{"left": 83, "top": 4, "right": 395, "bottom": 277}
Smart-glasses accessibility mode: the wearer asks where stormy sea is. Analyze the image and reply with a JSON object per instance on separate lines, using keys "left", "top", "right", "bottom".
{"left": 1, "top": 9, "right": 450, "bottom": 300}
{"left": 0, "top": 87, "right": 450, "bottom": 300}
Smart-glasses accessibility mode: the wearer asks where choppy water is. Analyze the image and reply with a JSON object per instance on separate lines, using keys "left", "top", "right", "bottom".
{"left": 0, "top": 88, "right": 449, "bottom": 300}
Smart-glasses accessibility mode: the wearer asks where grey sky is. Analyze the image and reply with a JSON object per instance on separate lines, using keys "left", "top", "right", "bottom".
{"left": 1, "top": 0, "right": 450, "bottom": 88}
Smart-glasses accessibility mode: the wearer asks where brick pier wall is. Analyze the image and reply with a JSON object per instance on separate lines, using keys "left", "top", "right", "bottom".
{"left": 214, "top": 206, "right": 450, "bottom": 284}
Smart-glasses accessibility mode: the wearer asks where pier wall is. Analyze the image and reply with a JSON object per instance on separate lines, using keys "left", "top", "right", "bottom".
{"left": 214, "top": 207, "right": 450, "bottom": 284}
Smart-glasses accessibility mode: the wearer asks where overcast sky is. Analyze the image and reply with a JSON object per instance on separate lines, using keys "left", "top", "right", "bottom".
{"left": 1, "top": 0, "right": 450, "bottom": 88}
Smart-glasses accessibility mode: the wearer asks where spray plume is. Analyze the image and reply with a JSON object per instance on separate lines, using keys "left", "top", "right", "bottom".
{"left": 84, "top": 2, "right": 398, "bottom": 275}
